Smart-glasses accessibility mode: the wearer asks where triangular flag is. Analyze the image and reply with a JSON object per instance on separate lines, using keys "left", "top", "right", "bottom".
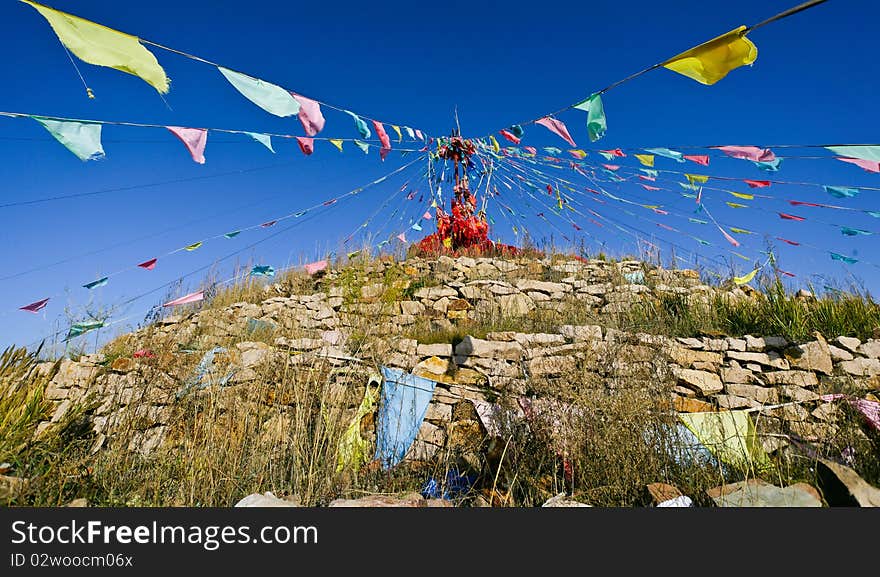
{"left": 662, "top": 26, "right": 757, "bottom": 85}
{"left": 841, "top": 227, "right": 871, "bottom": 236}
{"left": 715, "top": 145, "right": 776, "bottom": 162}
{"left": 33, "top": 117, "right": 104, "bottom": 161}
{"left": 83, "top": 277, "right": 108, "bottom": 289}
{"left": 224, "top": 231, "right": 241, "bottom": 238}
{"left": 138, "top": 258, "right": 157, "bottom": 270}
{"left": 404, "top": 126, "right": 415, "bottom": 140}
{"left": 824, "top": 185, "right": 859, "bottom": 198}
{"left": 372, "top": 120, "right": 392, "bottom": 150}
{"left": 569, "top": 149, "right": 587, "bottom": 159}
{"left": 729, "top": 227, "right": 753, "bottom": 234}
{"left": 66, "top": 320, "right": 105, "bottom": 339}
{"left": 644, "top": 148, "right": 685, "bottom": 162}
{"left": 185, "top": 242, "right": 202, "bottom": 251}
{"left": 423, "top": 211, "right": 432, "bottom": 220}
{"left": 218, "top": 67, "right": 299, "bottom": 117}
{"left": 296, "top": 136, "right": 314, "bottom": 156}
{"left": 825, "top": 146, "right": 880, "bottom": 162}
{"left": 166, "top": 126, "right": 207, "bottom": 164}
{"left": 728, "top": 191, "right": 754, "bottom": 200}
{"left": 499, "top": 129, "right": 520, "bottom": 144}
{"left": 743, "top": 179, "right": 770, "bottom": 188}
{"left": 347, "top": 112, "right": 371, "bottom": 138}
{"left": 830, "top": 252, "right": 858, "bottom": 264}
{"left": 396, "top": 232, "right": 407, "bottom": 243}
{"left": 391, "top": 125, "right": 402, "bottom": 142}
{"left": 23, "top": 0, "right": 169, "bottom": 93}
{"left": 415, "top": 129, "right": 424, "bottom": 140}
{"left": 836, "top": 157, "right": 880, "bottom": 173}
{"left": 411, "top": 222, "right": 423, "bottom": 231}
{"left": 244, "top": 132, "right": 274, "bottom": 153}
{"left": 726, "top": 202, "right": 748, "bottom": 209}
{"left": 685, "top": 174, "right": 709, "bottom": 184}
{"left": 535, "top": 117, "right": 576, "bottom": 147}
{"left": 683, "top": 154, "right": 710, "bottom": 166}
{"left": 354, "top": 140, "right": 370, "bottom": 154}
{"left": 778, "top": 212, "right": 803, "bottom": 221}
{"left": 163, "top": 290, "right": 204, "bottom": 307}
{"left": 250, "top": 265, "right": 275, "bottom": 277}
{"left": 754, "top": 158, "right": 782, "bottom": 171}
{"left": 573, "top": 93, "right": 607, "bottom": 142}
{"left": 635, "top": 154, "right": 654, "bottom": 167}
{"left": 329, "top": 139, "right": 344, "bottom": 152}
{"left": 291, "top": 93, "right": 325, "bottom": 136}
{"left": 261, "top": 220, "right": 277, "bottom": 228}
{"left": 489, "top": 135, "right": 500, "bottom": 153}
{"left": 20, "top": 297, "right": 50, "bottom": 313}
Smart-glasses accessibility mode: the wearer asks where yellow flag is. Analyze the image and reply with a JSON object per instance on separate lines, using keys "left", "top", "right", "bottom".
{"left": 728, "top": 191, "right": 754, "bottom": 200}
{"left": 729, "top": 227, "right": 753, "bottom": 235}
{"left": 185, "top": 242, "right": 202, "bottom": 251}
{"left": 489, "top": 135, "right": 500, "bottom": 153}
{"left": 726, "top": 202, "right": 748, "bottom": 209}
{"left": 731, "top": 251, "right": 751, "bottom": 261}
{"left": 685, "top": 173, "right": 709, "bottom": 184}
{"left": 635, "top": 154, "right": 654, "bottom": 167}
{"left": 391, "top": 125, "right": 402, "bottom": 142}
{"left": 663, "top": 26, "right": 758, "bottom": 86}
{"left": 733, "top": 268, "right": 759, "bottom": 285}
{"left": 679, "top": 411, "right": 773, "bottom": 472}
{"left": 22, "top": 0, "right": 169, "bottom": 94}
{"left": 329, "top": 139, "right": 344, "bottom": 152}
{"left": 569, "top": 149, "right": 587, "bottom": 159}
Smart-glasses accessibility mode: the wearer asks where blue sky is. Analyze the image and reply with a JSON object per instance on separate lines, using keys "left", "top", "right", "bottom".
{"left": 0, "top": 0, "right": 877, "bottom": 352}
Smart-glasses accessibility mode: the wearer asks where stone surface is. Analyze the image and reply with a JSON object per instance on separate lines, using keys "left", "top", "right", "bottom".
{"left": 455, "top": 336, "right": 523, "bottom": 361}
{"left": 673, "top": 368, "right": 723, "bottom": 395}
{"left": 817, "top": 458, "right": 880, "bottom": 507}
{"left": 762, "top": 371, "right": 819, "bottom": 388}
{"left": 784, "top": 333, "right": 833, "bottom": 375}
{"left": 328, "top": 493, "right": 428, "bottom": 507}
{"left": 417, "top": 343, "right": 453, "bottom": 357}
{"left": 859, "top": 340, "right": 880, "bottom": 359}
{"left": 840, "top": 357, "right": 880, "bottom": 377}
{"left": 235, "top": 492, "right": 300, "bottom": 507}
{"left": 833, "top": 336, "right": 861, "bottom": 354}
{"left": 541, "top": 493, "right": 591, "bottom": 507}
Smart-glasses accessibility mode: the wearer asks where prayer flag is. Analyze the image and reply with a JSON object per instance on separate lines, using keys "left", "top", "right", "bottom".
{"left": 163, "top": 290, "right": 204, "bottom": 307}
{"left": 535, "top": 117, "right": 576, "bottom": 147}
{"left": 83, "top": 277, "right": 108, "bottom": 289}
{"left": 715, "top": 145, "right": 776, "bottom": 162}
{"left": 33, "top": 117, "right": 104, "bottom": 161}
{"left": 296, "top": 136, "right": 314, "bottom": 155}
{"left": 291, "top": 93, "right": 325, "bottom": 136}
{"left": 684, "top": 154, "right": 710, "bottom": 166}
{"left": 166, "top": 126, "right": 207, "bottom": 164}
{"left": 244, "top": 132, "right": 274, "bottom": 153}
{"left": 20, "top": 297, "right": 49, "bottom": 313}
{"left": 138, "top": 258, "right": 157, "bottom": 270}
{"left": 218, "top": 67, "right": 299, "bottom": 117}
{"left": 662, "top": 26, "right": 757, "bottom": 85}
{"left": 635, "top": 154, "right": 654, "bottom": 167}
{"left": 185, "top": 242, "right": 202, "bottom": 251}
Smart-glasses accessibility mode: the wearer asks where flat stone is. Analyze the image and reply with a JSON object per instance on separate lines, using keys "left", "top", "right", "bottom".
{"left": 726, "top": 350, "right": 790, "bottom": 370}
{"left": 673, "top": 396, "right": 716, "bottom": 412}
{"left": 235, "top": 492, "right": 300, "bottom": 507}
{"left": 858, "top": 340, "right": 880, "bottom": 359}
{"left": 513, "top": 333, "right": 566, "bottom": 347}
{"left": 667, "top": 346, "right": 723, "bottom": 368}
{"left": 833, "top": 336, "right": 861, "bottom": 354}
{"left": 515, "top": 279, "right": 569, "bottom": 294}
{"left": 784, "top": 333, "right": 833, "bottom": 375}
{"left": 529, "top": 356, "right": 577, "bottom": 377}
{"left": 776, "top": 385, "right": 819, "bottom": 403}
{"left": 415, "top": 356, "right": 450, "bottom": 376}
{"left": 714, "top": 394, "right": 761, "bottom": 410}
{"left": 497, "top": 293, "right": 536, "bottom": 316}
{"left": 559, "top": 325, "right": 603, "bottom": 341}
{"left": 328, "top": 493, "right": 428, "bottom": 507}
{"left": 423, "top": 402, "right": 453, "bottom": 423}
{"left": 840, "top": 357, "right": 880, "bottom": 377}
{"left": 417, "top": 343, "right": 453, "bottom": 357}
{"left": 673, "top": 368, "right": 723, "bottom": 395}
{"left": 413, "top": 286, "right": 458, "bottom": 299}
{"left": 726, "top": 338, "right": 747, "bottom": 352}
{"left": 828, "top": 345, "right": 854, "bottom": 362}
{"left": 708, "top": 479, "right": 822, "bottom": 507}
{"left": 762, "top": 371, "right": 819, "bottom": 388}
{"left": 455, "top": 336, "right": 523, "bottom": 361}
{"left": 817, "top": 458, "right": 880, "bottom": 507}
{"left": 400, "top": 301, "right": 426, "bottom": 316}
{"left": 676, "top": 337, "right": 704, "bottom": 349}
{"left": 745, "top": 335, "right": 767, "bottom": 352}
{"left": 724, "top": 383, "right": 779, "bottom": 404}
{"left": 720, "top": 367, "right": 757, "bottom": 385}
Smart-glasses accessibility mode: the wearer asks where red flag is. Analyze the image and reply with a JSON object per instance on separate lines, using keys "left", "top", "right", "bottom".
{"left": 778, "top": 212, "right": 805, "bottom": 221}
{"left": 789, "top": 200, "right": 824, "bottom": 207}
{"left": 776, "top": 236, "right": 801, "bottom": 246}
{"left": 163, "top": 290, "right": 204, "bottom": 307}
{"left": 138, "top": 258, "right": 157, "bottom": 270}
{"left": 683, "top": 154, "right": 709, "bottom": 166}
{"left": 261, "top": 220, "right": 278, "bottom": 228}
{"left": 599, "top": 148, "right": 625, "bottom": 157}
{"left": 499, "top": 129, "right": 520, "bottom": 144}
{"left": 295, "top": 136, "right": 314, "bottom": 156}
{"left": 20, "top": 297, "right": 49, "bottom": 313}
{"left": 372, "top": 120, "right": 392, "bottom": 150}
{"left": 776, "top": 268, "right": 796, "bottom": 277}
{"left": 641, "top": 184, "right": 661, "bottom": 191}
{"left": 744, "top": 179, "right": 771, "bottom": 188}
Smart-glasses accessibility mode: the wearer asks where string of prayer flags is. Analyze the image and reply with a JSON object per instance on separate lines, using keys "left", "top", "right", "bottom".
{"left": 163, "top": 290, "right": 205, "bottom": 307}
{"left": 662, "top": 26, "right": 757, "bottom": 85}
{"left": 304, "top": 260, "right": 328, "bottom": 275}
{"left": 535, "top": 117, "right": 576, "bottom": 147}
{"left": 744, "top": 179, "right": 771, "bottom": 188}
{"left": 830, "top": 252, "right": 857, "bottom": 264}
{"left": 250, "top": 265, "right": 275, "bottom": 277}
{"left": 684, "top": 155, "right": 710, "bottom": 166}
{"left": 83, "top": 277, "right": 108, "bottom": 289}
{"left": 166, "top": 126, "right": 207, "bottom": 164}
{"left": 644, "top": 148, "right": 685, "bottom": 162}
{"left": 292, "top": 93, "right": 325, "bottom": 136}
{"left": 20, "top": 298, "right": 50, "bottom": 313}
{"left": 138, "top": 258, "right": 157, "bottom": 270}
{"left": 824, "top": 185, "right": 859, "bottom": 198}
{"left": 185, "top": 242, "right": 202, "bottom": 251}
{"left": 66, "top": 320, "right": 104, "bottom": 340}
{"left": 635, "top": 154, "right": 654, "bottom": 167}
{"left": 218, "top": 67, "right": 300, "bottom": 117}
{"left": 714, "top": 145, "right": 776, "bottom": 162}
{"left": 296, "top": 136, "right": 314, "bottom": 155}
{"left": 33, "top": 117, "right": 105, "bottom": 161}
{"left": 22, "top": 0, "right": 170, "bottom": 94}
{"left": 244, "top": 132, "right": 275, "bottom": 153}
{"left": 573, "top": 93, "right": 607, "bottom": 142}
{"left": 373, "top": 120, "right": 392, "bottom": 151}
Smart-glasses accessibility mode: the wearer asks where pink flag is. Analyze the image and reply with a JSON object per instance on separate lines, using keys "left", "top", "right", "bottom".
{"left": 397, "top": 232, "right": 407, "bottom": 243}
{"left": 373, "top": 120, "right": 391, "bottom": 150}
{"left": 163, "top": 290, "right": 204, "bottom": 307}
{"left": 415, "top": 129, "right": 424, "bottom": 140}
{"left": 535, "top": 117, "right": 576, "bottom": 147}
{"left": 379, "top": 147, "right": 391, "bottom": 161}
{"left": 850, "top": 399, "right": 880, "bottom": 432}
{"left": 744, "top": 179, "right": 771, "bottom": 188}
{"left": 499, "top": 129, "right": 520, "bottom": 144}
{"left": 599, "top": 148, "right": 625, "bottom": 157}
{"left": 641, "top": 184, "right": 661, "bottom": 191}
{"left": 423, "top": 211, "right": 432, "bottom": 220}
{"left": 602, "top": 164, "right": 620, "bottom": 171}
{"left": 291, "top": 93, "right": 325, "bottom": 136}
{"left": 719, "top": 227, "right": 740, "bottom": 247}
{"left": 20, "top": 297, "right": 49, "bottom": 313}
{"left": 684, "top": 154, "right": 710, "bottom": 166}
{"left": 638, "top": 175, "right": 656, "bottom": 182}
{"left": 653, "top": 208, "right": 669, "bottom": 215}
{"left": 296, "top": 136, "right": 314, "bottom": 156}
{"left": 714, "top": 145, "right": 775, "bottom": 162}
{"left": 837, "top": 157, "right": 880, "bottom": 173}
{"left": 166, "top": 126, "right": 208, "bottom": 164}
{"left": 261, "top": 220, "right": 278, "bottom": 227}
{"left": 138, "top": 258, "right": 157, "bottom": 270}
{"left": 524, "top": 146, "right": 537, "bottom": 155}
{"left": 304, "top": 259, "right": 328, "bottom": 275}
